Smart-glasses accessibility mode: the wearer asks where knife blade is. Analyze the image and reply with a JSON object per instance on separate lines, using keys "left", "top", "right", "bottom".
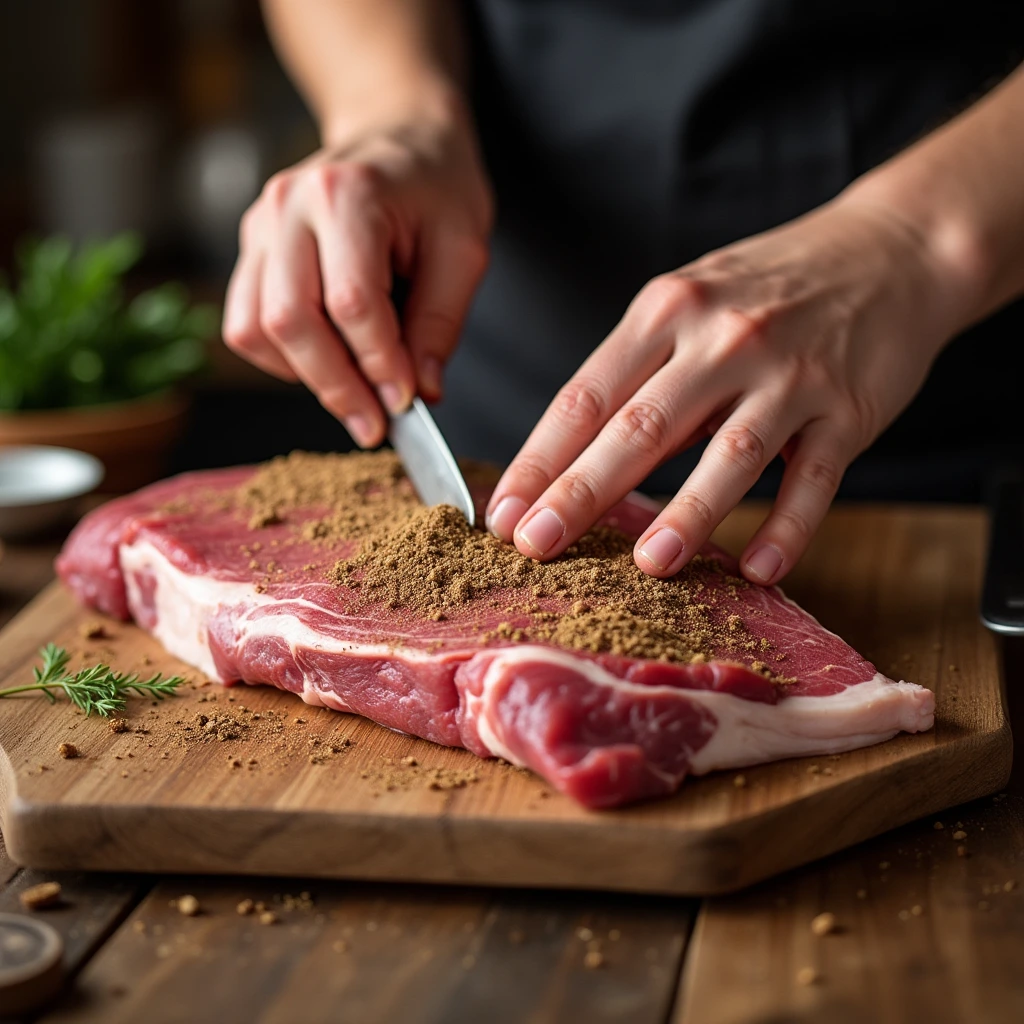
{"left": 980, "top": 471, "right": 1024, "bottom": 635}
{"left": 388, "top": 397, "right": 476, "bottom": 526}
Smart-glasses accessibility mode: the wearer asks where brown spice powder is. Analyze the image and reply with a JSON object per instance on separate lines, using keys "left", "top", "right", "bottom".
{"left": 234, "top": 451, "right": 774, "bottom": 670}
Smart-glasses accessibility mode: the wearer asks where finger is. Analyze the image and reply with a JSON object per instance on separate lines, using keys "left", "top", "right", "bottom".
{"left": 309, "top": 176, "right": 415, "bottom": 415}
{"left": 737, "top": 420, "right": 851, "bottom": 585}
{"left": 507, "top": 357, "right": 736, "bottom": 559}
{"left": 488, "top": 275, "right": 710, "bottom": 540}
{"left": 404, "top": 228, "right": 489, "bottom": 401}
{"left": 222, "top": 251, "right": 298, "bottom": 382}
{"left": 633, "top": 395, "right": 800, "bottom": 577}
{"left": 260, "top": 221, "right": 384, "bottom": 448}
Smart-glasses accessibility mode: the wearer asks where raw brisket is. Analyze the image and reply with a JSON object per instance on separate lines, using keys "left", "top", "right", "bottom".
{"left": 56, "top": 459, "right": 934, "bottom": 808}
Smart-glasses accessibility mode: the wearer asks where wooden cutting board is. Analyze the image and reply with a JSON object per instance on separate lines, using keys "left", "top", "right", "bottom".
{"left": 0, "top": 505, "right": 1010, "bottom": 896}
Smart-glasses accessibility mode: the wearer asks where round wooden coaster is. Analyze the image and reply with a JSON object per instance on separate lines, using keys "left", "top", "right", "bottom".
{"left": 0, "top": 912, "right": 64, "bottom": 1015}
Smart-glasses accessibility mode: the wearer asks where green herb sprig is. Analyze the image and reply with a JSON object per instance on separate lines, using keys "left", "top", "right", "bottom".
{"left": 0, "top": 644, "right": 185, "bottom": 717}
{"left": 0, "top": 233, "right": 216, "bottom": 412}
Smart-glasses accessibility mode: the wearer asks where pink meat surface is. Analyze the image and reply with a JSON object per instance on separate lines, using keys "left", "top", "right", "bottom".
{"left": 56, "top": 466, "right": 934, "bottom": 808}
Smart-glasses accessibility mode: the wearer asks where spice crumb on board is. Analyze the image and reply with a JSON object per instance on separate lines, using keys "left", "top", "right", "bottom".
{"left": 58, "top": 742, "right": 80, "bottom": 759}
{"left": 952, "top": 830, "right": 967, "bottom": 840}
{"left": 933, "top": 821, "right": 945, "bottom": 830}
{"left": 796, "top": 967, "right": 819, "bottom": 986}
{"left": 810, "top": 912, "right": 837, "bottom": 937}
{"left": 19, "top": 881, "right": 62, "bottom": 910}
{"left": 732, "top": 774, "right": 747, "bottom": 788}
{"left": 176, "top": 895, "right": 201, "bottom": 917}
{"left": 237, "top": 899, "right": 254, "bottom": 916}
{"left": 109, "top": 718, "right": 130, "bottom": 734}
{"left": 359, "top": 755, "right": 480, "bottom": 795}
{"left": 259, "top": 911, "right": 278, "bottom": 925}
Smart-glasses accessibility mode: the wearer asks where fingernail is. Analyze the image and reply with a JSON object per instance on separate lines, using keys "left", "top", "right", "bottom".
{"left": 744, "top": 544, "right": 783, "bottom": 583}
{"left": 517, "top": 507, "right": 565, "bottom": 557}
{"left": 379, "top": 382, "right": 408, "bottom": 416}
{"left": 638, "top": 528, "right": 684, "bottom": 571}
{"left": 420, "top": 356, "right": 443, "bottom": 397}
{"left": 345, "top": 415, "right": 377, "bottom": 449}
{"left": 486, "top": 495, "right": 529, "bottom": 540}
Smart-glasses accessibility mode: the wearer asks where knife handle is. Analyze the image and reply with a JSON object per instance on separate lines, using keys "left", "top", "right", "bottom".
{"left": 981, "top": 471, "right": 1024, "bottom": 635}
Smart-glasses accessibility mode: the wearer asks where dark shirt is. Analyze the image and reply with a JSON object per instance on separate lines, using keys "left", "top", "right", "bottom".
{"left": 434, "top": 0, "right": 1024, "bottom": 500}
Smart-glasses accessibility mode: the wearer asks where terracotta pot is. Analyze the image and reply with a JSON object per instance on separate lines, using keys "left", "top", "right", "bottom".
{"left": 0, "top": 392, "right": 189, "bottom": 493}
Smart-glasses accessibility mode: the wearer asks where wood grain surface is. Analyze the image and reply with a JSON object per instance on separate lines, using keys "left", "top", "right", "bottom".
{"left": 0, "top": 506, "right": 1011, "bottom": 896}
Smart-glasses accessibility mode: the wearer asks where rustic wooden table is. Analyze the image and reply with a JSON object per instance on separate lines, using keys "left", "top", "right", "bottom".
{"left": 1, "top": 525, "right": 1022, "bottom": 1024}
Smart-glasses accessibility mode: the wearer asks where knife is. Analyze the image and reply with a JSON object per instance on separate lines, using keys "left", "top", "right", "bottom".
{"left": 980, "top": 471, "right": 1024, "bottom": 635}
{"left": 388, "top": 397, "right": 476, "bottom": 526}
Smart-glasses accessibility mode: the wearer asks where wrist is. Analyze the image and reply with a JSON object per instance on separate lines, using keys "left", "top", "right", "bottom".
{"left": 840, "top": 168, "right": 994, "bottom": 338}
{"left": 320, "top": 76, "right": 472, "bottom": 151}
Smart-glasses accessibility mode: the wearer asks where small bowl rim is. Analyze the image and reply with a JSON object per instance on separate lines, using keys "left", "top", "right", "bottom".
{"left": 0, "top": 445, "right": 105, "bottom": 509}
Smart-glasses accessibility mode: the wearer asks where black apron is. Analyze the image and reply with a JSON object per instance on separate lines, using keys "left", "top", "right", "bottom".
{"left": 434, "top": 0, "right": 1024, "bottom": 501}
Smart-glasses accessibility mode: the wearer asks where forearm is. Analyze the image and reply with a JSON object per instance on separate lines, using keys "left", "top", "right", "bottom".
{"left": 261, "top": 0, "right": 470, "bottom": 145}
{"left": 845, "top": 61, "right": 1024, "bottom": 335}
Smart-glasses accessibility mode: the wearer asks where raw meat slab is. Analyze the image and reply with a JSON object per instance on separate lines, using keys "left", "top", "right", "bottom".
{"left": 53, "top": 463, "right": 936, "bottom": 807}
{"left": 53, "top": 464, "right": 933, "bottom": 807}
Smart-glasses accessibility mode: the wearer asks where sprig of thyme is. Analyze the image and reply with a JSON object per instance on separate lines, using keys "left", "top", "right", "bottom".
{"left": 0, "top": 643, "right": 185, "bottom": 717}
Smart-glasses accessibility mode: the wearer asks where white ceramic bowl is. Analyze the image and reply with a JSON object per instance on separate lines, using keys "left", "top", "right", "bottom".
{"left": 0, "top": 445, "right": 105, "bottom": 539}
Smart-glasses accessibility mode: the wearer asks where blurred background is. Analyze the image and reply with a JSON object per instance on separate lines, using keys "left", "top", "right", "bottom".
{"left": 0, "top": 0, "right": 355, "bottom": 495}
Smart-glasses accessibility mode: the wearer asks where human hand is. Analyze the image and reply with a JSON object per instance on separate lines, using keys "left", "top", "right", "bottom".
{"left": 486, "top": 194, "right": 967, "bottom": 585}
{"left": 222, "top": 104, "right": 492, "bottom": 448}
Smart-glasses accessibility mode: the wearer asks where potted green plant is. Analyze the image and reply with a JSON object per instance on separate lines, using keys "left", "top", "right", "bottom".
{"left": 0, "top": 233, "right": 216, "bottom": 491}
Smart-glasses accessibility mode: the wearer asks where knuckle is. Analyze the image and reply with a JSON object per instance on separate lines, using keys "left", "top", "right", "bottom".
{"left": 796, "top": 454, "right": 842, "bottom": 497}
{"left": 714, "top": 422, "right": 768, "bottom": 475}
{"left": 261, "top": 171, "right": 293, "bottom": 209}
{"left": 674, "top": 491, "right": 716, "bottom": 532}
{"left": 324, "top": 282, "right": 369, "bottom": 323}
{"left": 714, "top": 307, "right": 767, "bottom": 359}
{"left": 328, "top": 161, "right": 382, "bottom": 201}
{"left": 612, "top": 401, "right": 673, "bottom": 456}
{"left": 508, "top": 452, "right": 555, "bottom": 493}
{"left": 222, "top": 320, "right": 260, "bottom": 354}
{"left": 409, "top": 307, "right": 461, "bottom": 349}
{"left": 552, "top": 380, "right": 608, "bottom": 433}
{"left": 260, "top": 302, "right": 305, "bottom": 342}
{"left": 849, "top": 392, "right": 881, "bottom": 447}
{"left": 351, "top": 348, "right": 394, "bottom": 381}
{"left": 559, "top": 472, "right": 601, "bottom": 516}
{"left": 635, "top": 274, "right": 703, "bottom": 331}
{"left": 773, "top": 506, "right": 814, "bottom": 543}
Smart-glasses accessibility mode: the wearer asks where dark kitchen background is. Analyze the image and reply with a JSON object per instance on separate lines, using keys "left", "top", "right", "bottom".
{"left": 1, "top": 0, "right": 1021, "bottom": 500}
{"left": 0, "top": 0, "right": 358, "bottom": 483}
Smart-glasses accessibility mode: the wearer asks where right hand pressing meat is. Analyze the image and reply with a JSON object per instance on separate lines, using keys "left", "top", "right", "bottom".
{"left": 222, "top": 100, "right": 493, "bottom": 449}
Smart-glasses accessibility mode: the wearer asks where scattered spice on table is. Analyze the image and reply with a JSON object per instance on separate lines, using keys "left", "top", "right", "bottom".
{"left": 810, "top": 912, "right": 836, "bottom": 937}
{"left": 176, "top": 895, "right": 200, "bottom": 916}
{"left": 19, "top": 881, "right": 62, "bottom": 910}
